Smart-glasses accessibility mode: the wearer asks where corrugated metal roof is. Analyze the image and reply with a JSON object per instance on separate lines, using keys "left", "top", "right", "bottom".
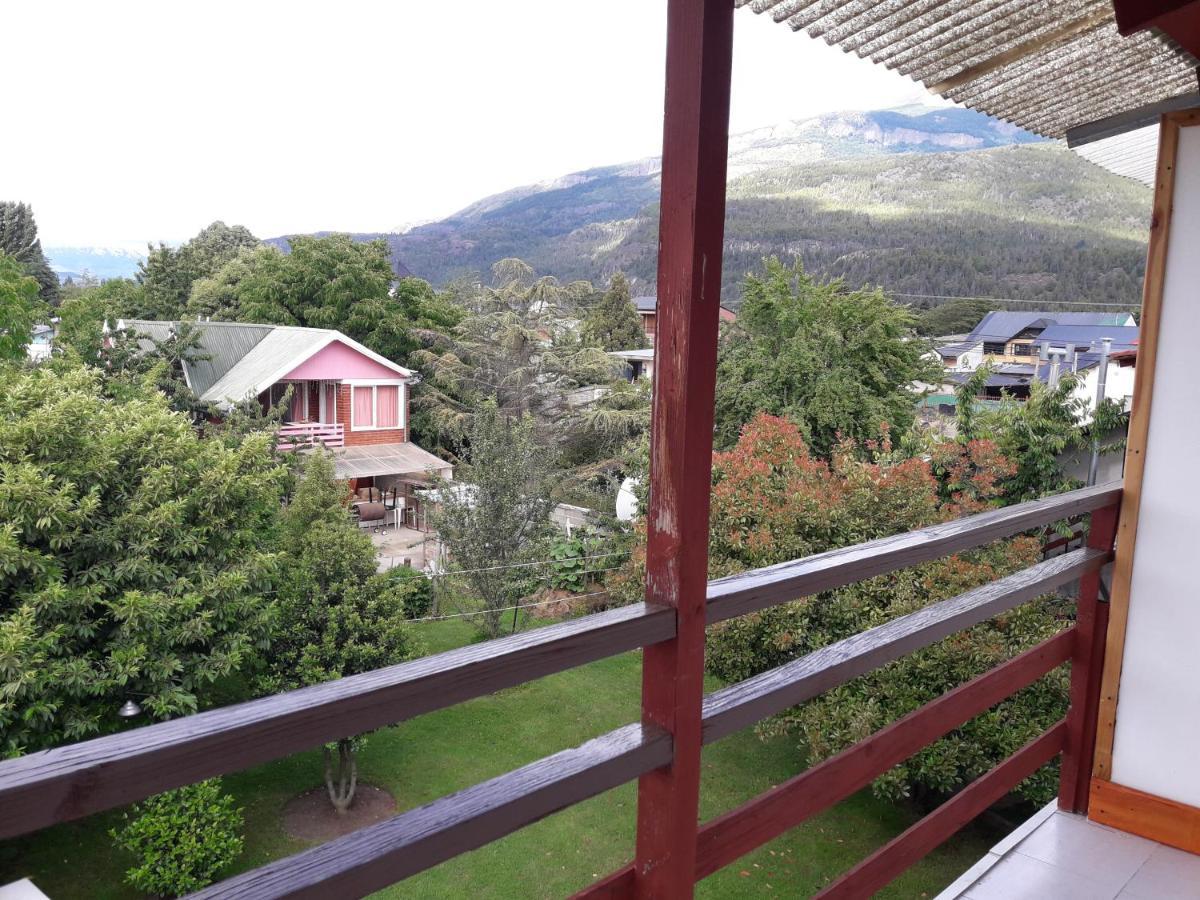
{"left": 1032, "top": 324, "right": 1140, "bottom": 350}
{"left": 121, "top": 319, "right": 274, "bottom": 397}
{"left": 333, "top": 443, "right": 452, "bottom": 479}
{"left": 737, "top": 1, "right": 1198, "bottom": 140}
{"left": 120, "top": 319, "right": 414, "bottom": 406}
{"left": 1073, "top": 123, "right": 1160, "bottom": 185}
{"left": 200, "top": 327, "right": 333, "bottom": 404}
{"left": 966, "top": 311, "right": 1135, "bottom": 342}
{"left": 936, "top": 341, "right": 975, "bottom": 356}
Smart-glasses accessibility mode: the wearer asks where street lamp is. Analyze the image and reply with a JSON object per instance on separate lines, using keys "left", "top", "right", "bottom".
{"left": 117, "top": 699, "right": 143, "bottom": 719}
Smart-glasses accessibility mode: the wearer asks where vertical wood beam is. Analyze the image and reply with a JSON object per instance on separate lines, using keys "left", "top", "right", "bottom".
{"left": 634, "top": 0, "right": 734, "bottom": 896}
{"left": 1059, "top": 502, "right": 1120, "bottom": 813}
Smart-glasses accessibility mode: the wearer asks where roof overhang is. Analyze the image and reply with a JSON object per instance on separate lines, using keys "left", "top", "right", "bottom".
{"left": 737, "top": 1, "right": 1200, "bottom": 183}
{"left": 331, "top": 443, "right": 451, "bottom": 480}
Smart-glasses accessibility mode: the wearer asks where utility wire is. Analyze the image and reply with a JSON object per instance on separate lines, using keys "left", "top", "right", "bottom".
{"left": 404, "top": 589, "right": 612, "bottom": 623}
{"left": 890, "top": 292, "right": 1138, "bottom": 309}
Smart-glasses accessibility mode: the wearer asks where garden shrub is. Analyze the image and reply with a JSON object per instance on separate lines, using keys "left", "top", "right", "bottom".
{"left": 111, "top": 779, "right": 243, "bottom": 897}
{"left": 387, "top": 564, "right": 435, "bottom": 619}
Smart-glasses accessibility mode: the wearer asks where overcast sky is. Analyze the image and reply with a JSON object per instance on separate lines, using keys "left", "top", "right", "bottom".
{"left": 5, "top": 1, "right": 944, "bottom": 249}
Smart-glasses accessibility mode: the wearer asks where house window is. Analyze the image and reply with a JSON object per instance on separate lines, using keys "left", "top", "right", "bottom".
{"left": 983, "top": 341, "right": 1006, "bottom": 355}
{"left": 1010, "top": 343, "right": 1033, "bottom": 356}
{"left": 352, "top": 386, "right": 374, "bottom": 428}
{"left": 376, "top": 385, "right": 399, "bottom": 428}
{"left": 350, "top": 383, "right": 404, "bottom": 431}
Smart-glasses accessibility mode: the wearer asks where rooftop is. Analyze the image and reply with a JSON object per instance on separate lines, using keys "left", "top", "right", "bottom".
{"left": 118, "top": 319, "right": 412, "bottom": 406}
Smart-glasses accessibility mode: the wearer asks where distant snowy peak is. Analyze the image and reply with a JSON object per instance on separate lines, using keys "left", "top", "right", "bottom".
{"left": 45, "top": 246, "right": 146, "bottom": 281}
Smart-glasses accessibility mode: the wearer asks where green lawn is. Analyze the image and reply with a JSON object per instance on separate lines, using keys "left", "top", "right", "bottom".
{"left": 0, "top": 618, "right": 1004, "bottom": 898}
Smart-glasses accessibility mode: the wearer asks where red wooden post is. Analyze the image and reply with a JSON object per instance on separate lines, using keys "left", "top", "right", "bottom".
{"left": 634, "top": 0, "right": 734, "bottom": 896}
{"left": 1059, "top": 501, "right": 1120, "bottom": 813}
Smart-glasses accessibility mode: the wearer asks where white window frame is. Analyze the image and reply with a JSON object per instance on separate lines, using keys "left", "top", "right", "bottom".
{"left": 347, "top": 379, "right": 406, "bottom": 432}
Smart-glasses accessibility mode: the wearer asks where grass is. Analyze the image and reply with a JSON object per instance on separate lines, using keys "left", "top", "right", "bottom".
{"left": 0, "top": 618, "right": 1004, "bottom": 898}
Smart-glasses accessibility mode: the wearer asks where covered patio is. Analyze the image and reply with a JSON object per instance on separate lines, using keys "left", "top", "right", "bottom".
{"left": 2, "top": 2, "right": 1199, "bottom": 898}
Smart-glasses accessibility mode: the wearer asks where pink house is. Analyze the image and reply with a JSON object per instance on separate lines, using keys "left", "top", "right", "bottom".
{"left": 119, "top": 319, "right": 451, "bottom": 497}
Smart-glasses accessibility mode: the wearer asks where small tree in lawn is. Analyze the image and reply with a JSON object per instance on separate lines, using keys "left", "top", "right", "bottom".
{"left": 434, "top": 399, "right": 553, "bottom": 638}
{"left": 261, "top": 451, "right": 422, "bottom": 813}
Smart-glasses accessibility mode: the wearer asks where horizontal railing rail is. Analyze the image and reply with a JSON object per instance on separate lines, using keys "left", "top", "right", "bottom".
{"left": 189, "top": 724, "right": 672, "bottom": 899}
{"left": 0, "top": 483, "right": 1122, "bottom": 899}
{"left": 0, "top": 602, "right": 674, "bottom": 839}
{"left": 706, "top": 482, "right": 1120, "bottom": 623}
{"left": 702, "top": 547, "right": 1106, "bottom": 744}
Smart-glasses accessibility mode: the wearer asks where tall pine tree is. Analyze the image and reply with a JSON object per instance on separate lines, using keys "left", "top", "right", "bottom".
{"left": 0, "top": 202, "right": 59, "bottom": 304}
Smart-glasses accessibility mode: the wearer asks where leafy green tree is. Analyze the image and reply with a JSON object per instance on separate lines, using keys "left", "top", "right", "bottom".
{"left": 955, "top": 366, "right": 1089, "bottom": 502}
{"left": 713, "top": 258, "right": 939, "bottom": 456}
{"left": 412, "top": 259, "right": 618, "bottom": 449}
{"left": 111, "top": 778, "right": 243, "bottom": 896}
{"left": 0, "top": 253, "right": 44, "bottom": 360}
{"left": 692, "top": 414, "right": 1068, "bottom": 804}
{"left": 137, "top": 221, "right": 259, "bottom": 319}
{"left": 433, "top": 400, "right": 554, "bottom": 638}
{"left": 261, "top": 451, "right": 421, "bottom": 812}
{"left": 190, "top": 240, "right": 460, "bottom": 384}
{"left": 580, "top": 273, "right": 646, "bottom": 351}
{"left": 0, "top": 365, "right": 286, "bottom": 754}
{"left": 915, "top": 299, "right": 994, "bottom": 336}
{"left": 53, "top": 279, "right": 147, "bottom": 362}
{"left": 0, "top": 202, "right": 59, "bottom": 303}
{"left": 216, "top": 234, "right": 392, "bottom": 328}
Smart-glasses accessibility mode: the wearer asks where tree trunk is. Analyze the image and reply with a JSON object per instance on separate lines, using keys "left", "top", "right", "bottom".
{"left": 323, "top": 738, "right": 358, "bottom": 814}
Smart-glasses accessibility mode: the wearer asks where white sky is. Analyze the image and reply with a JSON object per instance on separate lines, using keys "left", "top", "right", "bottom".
{"left": 4, "top": 1, "right": 943, "bottom": 249}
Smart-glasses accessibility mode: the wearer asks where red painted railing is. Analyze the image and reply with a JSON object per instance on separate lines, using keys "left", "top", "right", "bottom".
{"left": 0, "top": 483, "right": 1122, "bottom": 898}
{"left": 277, "top": 421, "right": 344, "bottom": 451}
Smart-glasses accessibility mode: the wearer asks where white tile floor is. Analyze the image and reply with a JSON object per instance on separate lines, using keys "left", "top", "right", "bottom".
{"left": 937, "top": 804, "right": 1200, "bottom": 900}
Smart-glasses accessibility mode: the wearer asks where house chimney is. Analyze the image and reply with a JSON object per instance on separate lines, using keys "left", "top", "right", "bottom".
{"left": 1048, "top": 350, "right": 1063, "bottom": 387}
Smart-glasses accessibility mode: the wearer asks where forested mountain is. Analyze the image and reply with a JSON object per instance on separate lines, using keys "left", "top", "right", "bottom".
{"left": 273, "top": 105, "right": 1144, "bottom": 309}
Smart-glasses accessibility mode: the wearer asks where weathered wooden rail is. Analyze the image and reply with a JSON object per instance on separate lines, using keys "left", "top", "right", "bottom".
{"left": 0, "top": 483, "right": 1121, "bottom": 898}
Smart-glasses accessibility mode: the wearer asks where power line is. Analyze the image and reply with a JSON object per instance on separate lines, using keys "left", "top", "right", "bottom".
{"left": 891, "top": 292, "right": 1138, "bottom": 309}
{"left": 405, "top": 589, "right": 612, "bottom": 623}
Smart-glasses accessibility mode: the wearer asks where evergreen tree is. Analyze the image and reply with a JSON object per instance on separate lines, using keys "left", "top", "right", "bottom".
{"left": 0, "top": 202, "right": 59, "bottom": 304}
{"left": 580, "top": 273, "right": 646, "bottom": 351}
{"left": 137, "top": 221, "right": 259, "bottom": 319}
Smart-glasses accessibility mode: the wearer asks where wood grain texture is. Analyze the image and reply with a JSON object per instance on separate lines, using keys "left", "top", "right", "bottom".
{"left": 635, "top": 0, "right": 734, "bottom": 896}
{"left": 1059, "top": 504, "right": 1119, "bottom": 813}
{"left": 815, "top": 721, "right": 1068, "bottom": 899}
{"left": 1093, "top": 114, "right": 1197, "bottom": 781}
{"left": 190, "top": 724, "right": 671, "bottom": 900}
{"left": 707, "top": 484, "right": 1122, "bottom": 624}
{"left": 695, "top": 629, "right": 1075, "bottom": 880}
{"left": 1089, "top": 778, "right": 1200, "bottom": 855}
{"left": 570, "top": 865, "right": 635, "bottom": 899}
{"left": 702, "top": 548, "right": 1108, "bottom": 745}
{"left": 0, "top": 602, "right": 673, "bottom": 840}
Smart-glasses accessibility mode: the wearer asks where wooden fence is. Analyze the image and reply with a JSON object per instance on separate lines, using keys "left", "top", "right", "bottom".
{"left": 0, "top": 482, "right": 1122, "bottom": 898}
